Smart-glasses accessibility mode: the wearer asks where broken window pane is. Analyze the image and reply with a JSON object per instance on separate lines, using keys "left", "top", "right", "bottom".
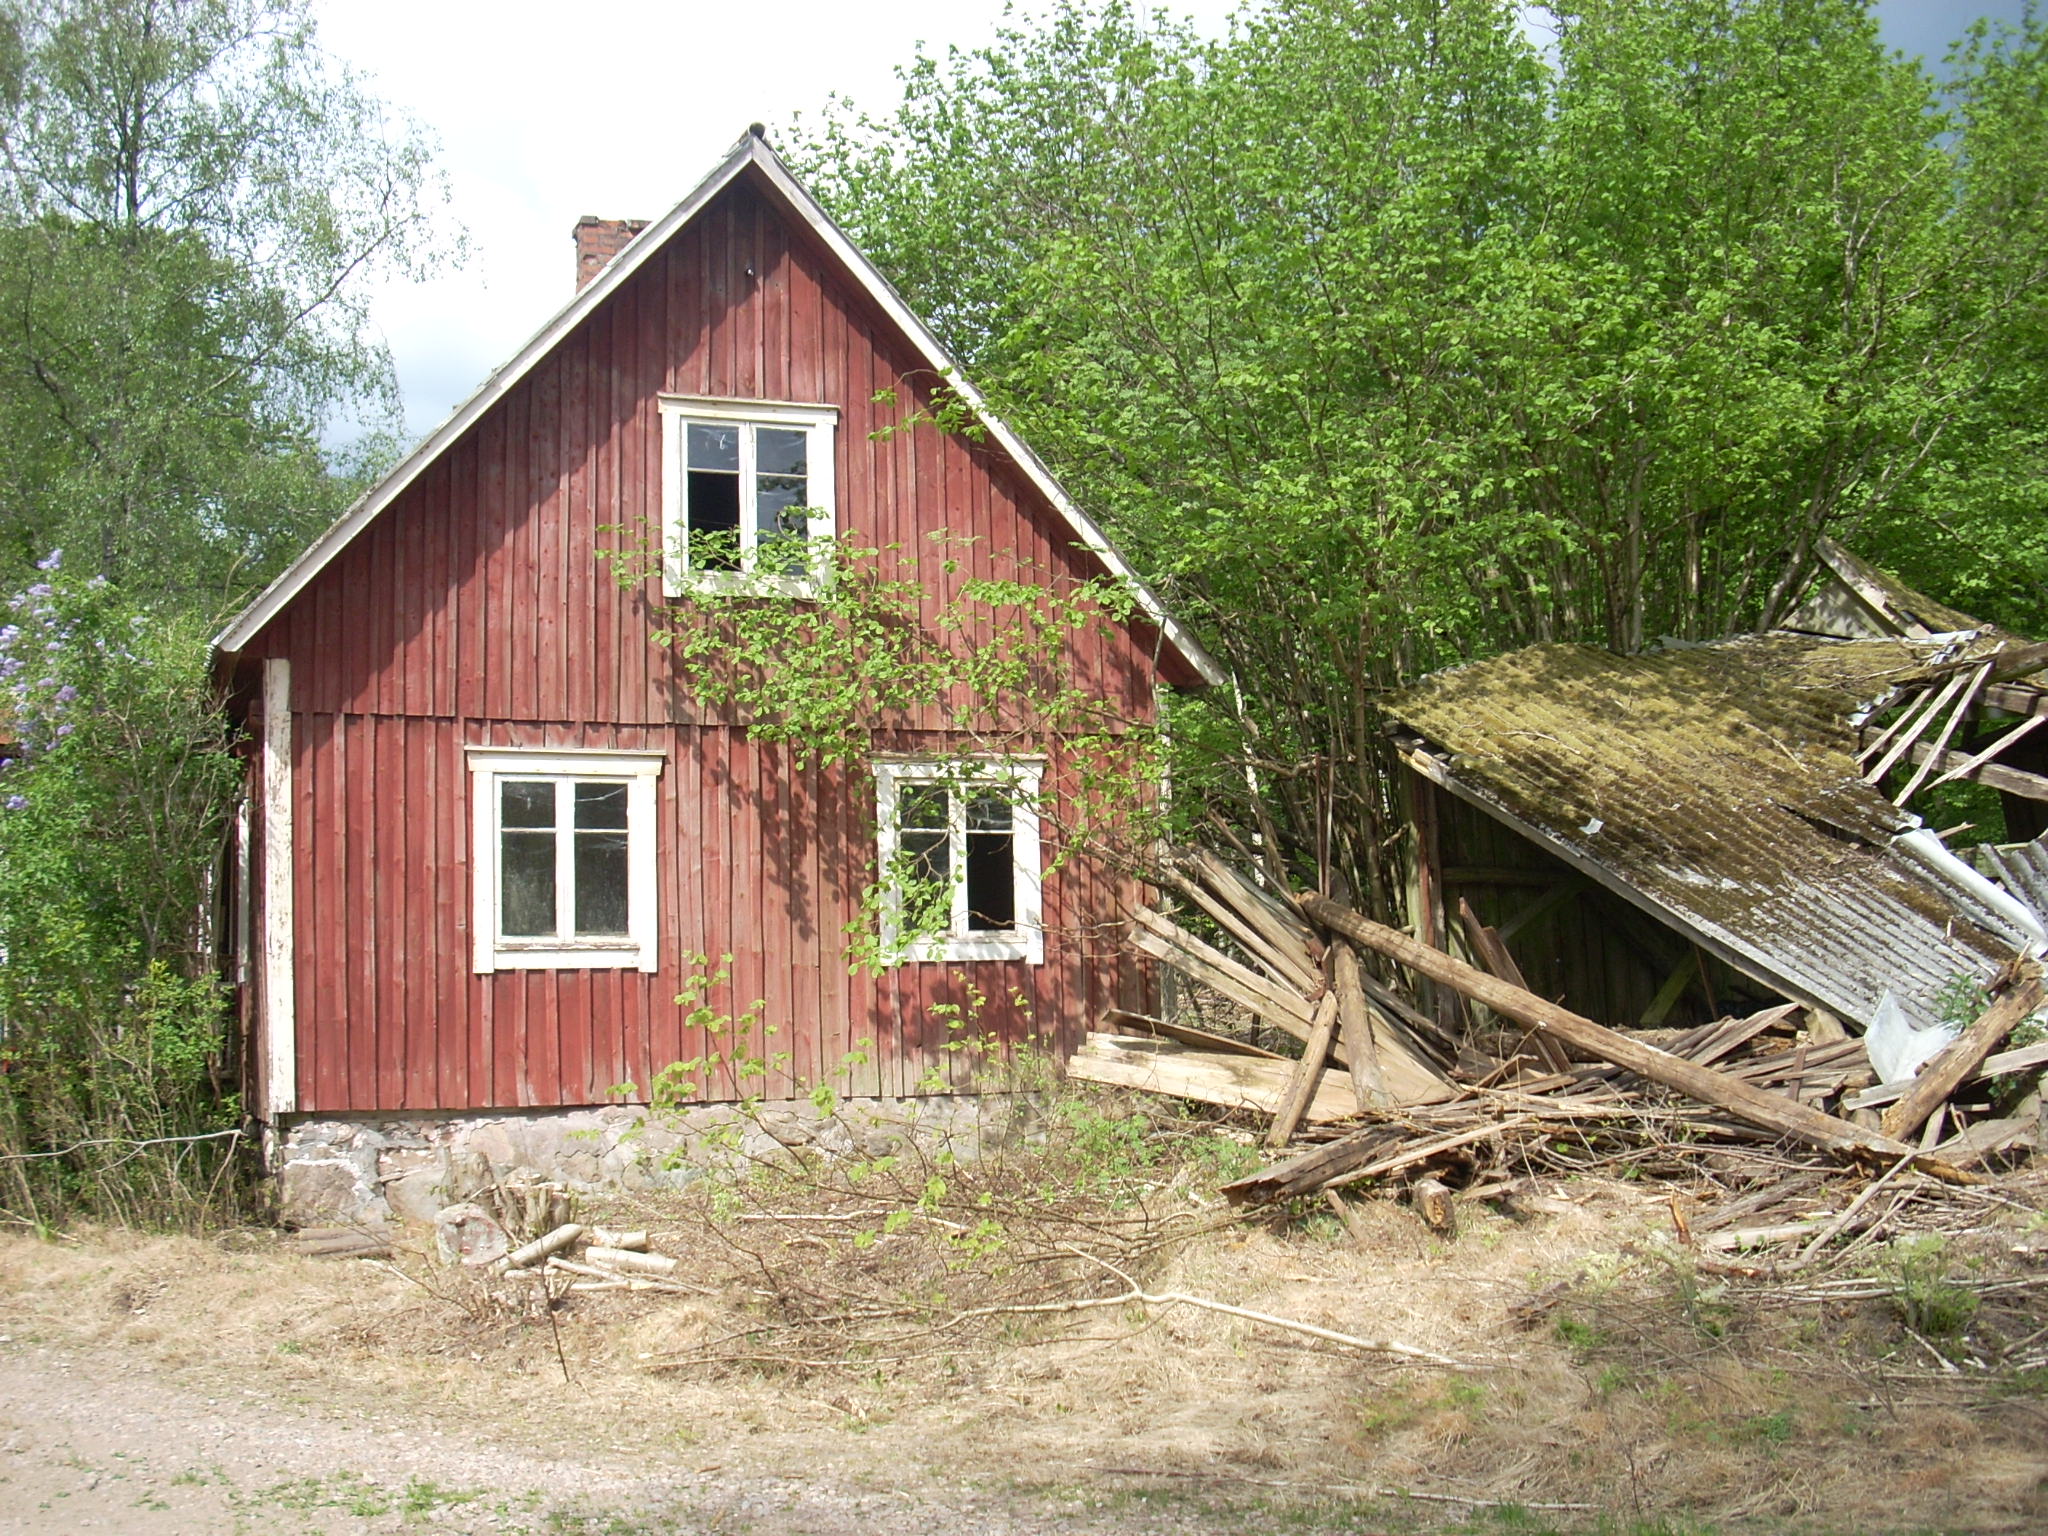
{"left": 501, "top": 830, "right": 557, "bottom": 937}
{"left": 573, "top": 781, "right": 628, "bottom": 830}
{"left": 687, "top": 469, "right": 741, "bottom": 569}
{"left": 686, "top": 423, "right": 740, "bottom": 471}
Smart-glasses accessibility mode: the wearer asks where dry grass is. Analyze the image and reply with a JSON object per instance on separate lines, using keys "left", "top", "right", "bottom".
{"left": 3, "top": 1092, "right": 2047, "bottom": 1533}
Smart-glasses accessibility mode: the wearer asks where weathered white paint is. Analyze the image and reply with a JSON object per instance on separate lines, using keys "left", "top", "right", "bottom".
{"left": 262, "top": 657, "right": 297, "bottom": 1115}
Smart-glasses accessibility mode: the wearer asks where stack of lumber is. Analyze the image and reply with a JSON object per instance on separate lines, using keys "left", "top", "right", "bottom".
{"left": 1070, "top": 851, "right": 2047, "bottom": 1217}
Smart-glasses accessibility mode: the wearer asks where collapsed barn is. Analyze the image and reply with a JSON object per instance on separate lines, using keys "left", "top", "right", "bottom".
{"left": 1074, "top": 546, "right": 2048, "bottom": 1238}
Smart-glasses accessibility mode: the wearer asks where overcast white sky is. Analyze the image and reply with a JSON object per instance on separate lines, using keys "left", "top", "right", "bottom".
{"left": 312, "top": 0, "right": 2032, "bottom": 443}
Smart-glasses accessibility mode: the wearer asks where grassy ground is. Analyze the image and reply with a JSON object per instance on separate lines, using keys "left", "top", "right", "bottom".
{"left": 2, "top": 1088, "right": 2044, "bottom": 1534}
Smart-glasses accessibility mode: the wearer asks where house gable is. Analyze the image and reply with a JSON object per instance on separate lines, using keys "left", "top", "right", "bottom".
{"left": 215, "top": 129, "right": 1220, "bottom": 692}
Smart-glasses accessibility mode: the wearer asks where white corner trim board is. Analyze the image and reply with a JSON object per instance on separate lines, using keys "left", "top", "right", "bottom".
{"left": 261, "top": 657, "right": 296, "bottom": 1116}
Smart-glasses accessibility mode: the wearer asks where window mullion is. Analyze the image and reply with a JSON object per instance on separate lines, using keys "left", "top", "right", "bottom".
{"left": 949, "top": 784, "right": 969, "bottom": 938}
{"left": 554, "top": 777, "right": 576, "bottom": 942}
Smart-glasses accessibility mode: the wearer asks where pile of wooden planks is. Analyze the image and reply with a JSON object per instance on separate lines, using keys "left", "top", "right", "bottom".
{"left": 1071, "top": 851, "right": 2047, "bottom": 1215}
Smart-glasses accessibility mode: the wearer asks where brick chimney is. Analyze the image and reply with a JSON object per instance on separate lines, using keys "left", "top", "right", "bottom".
{"left": 573, "top": 216, "right": 649, "bottom": 290}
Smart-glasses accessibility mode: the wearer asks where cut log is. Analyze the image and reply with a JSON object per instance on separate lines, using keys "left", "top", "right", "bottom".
{"left": 590, "top": 1228, "right": 650, "bottom": 1252}
{"left": 1268, "top": 991, "right": 1340, "bottom": 1146}
{"left": 1412, "top": 1177, "right": 1456, "bottom": 1236}
{"left": 1880, "top": 974, "right": 2045, "bottom": 1141}
{"left": 585, "top": 1246, "right": 679, "bottom": 1276}
{"left": 1296, "top": 892, "right": 1937, "bottom": 1172}
{"left": 502, "top": 1222, "right": 585, "bottom": 1270}
{"left": 1066, "top": 1033, "right": 1363, "bottom": 1123}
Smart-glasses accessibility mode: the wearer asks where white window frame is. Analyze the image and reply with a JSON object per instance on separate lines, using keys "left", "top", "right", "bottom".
{"left": 874, "top": 758, "right": 1044, "bottom": 965}
{"left": 466, "top": 747, "right": 664, "bottom": 973}
{"left": 658, "top": 395, "right": 837, "bottom": 597}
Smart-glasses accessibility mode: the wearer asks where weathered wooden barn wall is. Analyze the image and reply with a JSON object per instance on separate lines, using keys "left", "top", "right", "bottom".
{"left": 242, "top": 174, "right": 1166, "bottom": 1114}
{"left": 1427, "top": 783, "right": 1766, "bottom": 1031}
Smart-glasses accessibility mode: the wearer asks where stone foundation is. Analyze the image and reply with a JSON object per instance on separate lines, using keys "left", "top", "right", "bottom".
{"left": 273, "top": 1095, "right": 1032, "bottom": 1226}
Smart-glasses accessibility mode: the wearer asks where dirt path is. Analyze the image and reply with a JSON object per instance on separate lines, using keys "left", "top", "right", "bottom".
{"left": 0, "top": 1336, "right": 1212, "bottom": 1536}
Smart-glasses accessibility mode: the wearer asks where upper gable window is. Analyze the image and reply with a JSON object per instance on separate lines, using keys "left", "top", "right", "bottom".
{"left": 659, "top": 397, "right": 836, "bottom": 596}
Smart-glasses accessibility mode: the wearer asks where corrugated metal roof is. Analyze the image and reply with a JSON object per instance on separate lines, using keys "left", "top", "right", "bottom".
{"left": 1783, "top": 535, "right": 1988, "bottom": 639}
{"left": 1965, "top": 838, "right": 2048, "bottom": 929}
{"left": 1389, "top": 633, "right": 2028, "bottom": 1033}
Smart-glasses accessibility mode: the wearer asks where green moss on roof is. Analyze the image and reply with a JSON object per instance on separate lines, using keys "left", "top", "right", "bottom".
{"left": 1388, "top": 633, "right": 2018, "bottom": 1029}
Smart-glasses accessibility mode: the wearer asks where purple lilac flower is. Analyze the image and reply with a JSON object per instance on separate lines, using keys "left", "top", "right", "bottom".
{"left": 54, "top": 723, "right": 72, "bottom": 738}
{"left": 54, "top": 685, "right": 77, "bottom": 703}
{"left": 4, "top": 796, "right": 26, "bottom": 811}
{"left": 33, "top": 550, "right": 60, "bottom": 572}
{"left": 26, "top": 584, "right": 51, "bottom": 598}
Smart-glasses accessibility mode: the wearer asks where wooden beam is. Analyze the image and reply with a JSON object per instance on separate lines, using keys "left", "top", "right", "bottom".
{"left": 1893, "top": 662, "right": 1992, "bottom": 805}
{"left": 1843, "top": 1037, "right": 2048, "bottom": 1111}
{"left": 1982, "top": 681, "right": 2048, "bottom": 720}
{"left": 1880, "top": 973, "right": 2045, "bottom": 1141}
{"left": 1459, "top": 897, "right": 1570, "bottom": 1071}
{"left": 1100, "top": 1009, "right": 1284, "bottom": 1060}
{"left": 1161, "top": 864, "right": 1320, "bottom": 995}
{"left": 1268, "top": 991, "right": 1341, "bottom": 1147}
{"left": 1066, "top": 1034, "right": 1362, "bottom": 1124}
{"left": 1443, "top": 867, "right": 1563, "bottom": 887}
{"left": 1296, "top": 892, "right": 1939, "bottom": 1171}
{"left": 1903, "top": 740, "right": 2048, "bottom": 802}
{"left": 1928, "top": 713, "right": 2045, "bottom": 792}
{"left": 1332, "top": 944, "right": 1387, "bottom": 1112}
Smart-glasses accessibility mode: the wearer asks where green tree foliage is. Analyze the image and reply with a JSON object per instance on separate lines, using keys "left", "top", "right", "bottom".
{"left": 0, "top": 0, "right": 453, "bottom": 601}
{"left": 791, "top": 0, "right": 2048, "bottom": 910}
{"left": 0, "top": 556, "right": 244, "bottom": 1226}
{"left": 0, "top": 3, "right": 452, "bottom": 1226}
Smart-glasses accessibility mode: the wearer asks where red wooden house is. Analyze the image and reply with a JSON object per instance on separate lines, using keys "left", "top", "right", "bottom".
{"left": 213, "top": 128, "right": 1220, "bottom": 1145}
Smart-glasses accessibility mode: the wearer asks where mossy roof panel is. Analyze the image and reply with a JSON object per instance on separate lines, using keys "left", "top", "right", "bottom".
{"left": 1390, "top": 635, "right": 2025, "bottom": 1031}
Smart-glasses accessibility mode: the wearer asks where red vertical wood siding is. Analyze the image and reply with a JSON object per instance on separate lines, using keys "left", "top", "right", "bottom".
{"left": 252, "top": 172, "right": 1166, "bottom": 1113}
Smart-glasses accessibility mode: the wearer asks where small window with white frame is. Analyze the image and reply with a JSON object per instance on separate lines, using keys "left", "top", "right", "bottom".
{"left": 658, "top": 396, "right": 836, "bottom": 594}
{"left": 874, "top": 759, "right": 1044, "bottom": 964}
{"left": 466, "top": 748, "right": 664, "bottom": 972}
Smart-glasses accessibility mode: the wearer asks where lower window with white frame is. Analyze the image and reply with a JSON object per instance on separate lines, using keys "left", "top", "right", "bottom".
{"left": 874, "top": 759, "right": 1044, "bottom": 964}
{"left": 467, "top": 748, "right": 663, "bottom": 972}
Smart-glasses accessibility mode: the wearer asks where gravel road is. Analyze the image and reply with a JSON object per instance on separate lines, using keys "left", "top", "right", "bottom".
{"left": 0, "top": 1335, "right": 1279, "bottom": 1536}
